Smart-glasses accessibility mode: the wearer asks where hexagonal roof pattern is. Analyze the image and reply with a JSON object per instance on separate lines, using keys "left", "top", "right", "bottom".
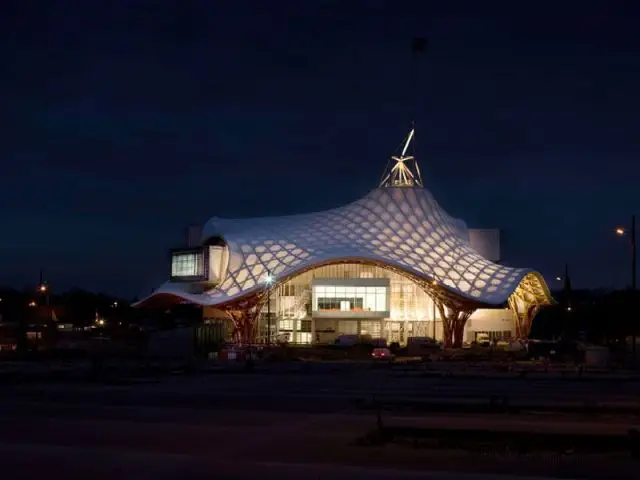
{"left": 138, "top": 186, "right": 546, "bottom": 308}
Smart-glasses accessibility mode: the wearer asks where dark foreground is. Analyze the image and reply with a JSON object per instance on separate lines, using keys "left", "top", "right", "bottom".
{"left": 1, "top": 362, "right": 639, "bottom": 479}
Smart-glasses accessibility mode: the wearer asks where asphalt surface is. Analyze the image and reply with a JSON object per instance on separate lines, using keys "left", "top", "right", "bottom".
{"left": 1, "top": 365, "right": 640, "bottom": 478}
{"left": 5, "top": 366, "right": 640, "bottom": 411}
{"left": 0, "top": 402, "right": 636, "bottom": 479}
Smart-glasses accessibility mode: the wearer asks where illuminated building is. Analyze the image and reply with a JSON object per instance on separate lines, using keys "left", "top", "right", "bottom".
{"left": 135, "top": 128, "right": 552, "bottom": 347}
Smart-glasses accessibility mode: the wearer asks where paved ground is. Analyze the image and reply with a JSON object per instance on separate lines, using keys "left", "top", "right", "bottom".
{"left": 0, "top": 402, "right": 636, "bottom": 479}
{"left": 6, "top": 367, "right": 640, "bottom": 411}
{"left": 1, "top": 365, "right": 640, "bottom": 478}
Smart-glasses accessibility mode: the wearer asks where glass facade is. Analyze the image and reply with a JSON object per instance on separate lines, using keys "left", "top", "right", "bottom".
{"left": 259, "top": 262, "right": 515, "bottom": 345}
{"left": 268, "top": 262, "right": 438, "bottom": 344}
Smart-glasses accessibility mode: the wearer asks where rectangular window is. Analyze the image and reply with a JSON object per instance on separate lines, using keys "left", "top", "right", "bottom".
{"left": 316, "top": 297, "right": 364, "bottom": 311}
{"left": 361, "top": 321, "right": 381, "bottom": 338}
{"left": 279, "top": 319, "right": 294, "bottom": 331}
{"left": 298, "top": 332, "right": 312, "bottom": 344}
{"left": 312, "top": 282, "right": 388, "bottom": 316}
{"left": 171, "top": 252, "right": 203, "bottom": 277}
{"left": 300, "top": 320, "right": 312, "bottom": 332}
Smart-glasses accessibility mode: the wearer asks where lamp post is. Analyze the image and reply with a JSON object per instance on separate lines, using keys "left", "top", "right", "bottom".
{"left": 38, "top": 269, "right": 50, "bottom": 320}
{"left": 616, "top": 215, "right": 637, "bottom": 355}
{"left": 615, "top": 215, "right": 637, "bottom": 290}
{"left": 265, "top": 270, "right": 274, "bottom": 346}
{"left": 39, "top": 283, "right": 49, "bottom": 306}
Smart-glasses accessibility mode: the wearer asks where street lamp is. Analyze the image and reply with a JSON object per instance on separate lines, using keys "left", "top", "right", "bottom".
{"left": 265, "top": 270, "right": 275, "bottom": 346}
{"left": 615, "top": 215, "right": 637, "bottom": 356}
{"left": 615, "top": 215, "right": 636, "bottom": 291}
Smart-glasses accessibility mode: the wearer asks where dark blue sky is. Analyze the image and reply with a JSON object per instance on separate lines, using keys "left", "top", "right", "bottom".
{"left": 1, "top": 0, "right": 639, "bottom": 297}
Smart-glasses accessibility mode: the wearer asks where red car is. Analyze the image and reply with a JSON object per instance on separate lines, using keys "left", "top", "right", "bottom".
{"left": 371, "top": 347, "right": 394, "bottom": 362}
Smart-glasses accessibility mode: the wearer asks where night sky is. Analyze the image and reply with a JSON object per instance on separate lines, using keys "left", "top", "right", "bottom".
{"left": 1, "top": 1, "right": 639, "bottom": 298}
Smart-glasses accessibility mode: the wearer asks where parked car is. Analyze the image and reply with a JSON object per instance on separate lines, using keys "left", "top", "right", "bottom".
{"left": 371, "top": 347, "right": 394, "bottom": 362}
{"left": 476, "top": 333, "right": 491, "bottom": 347}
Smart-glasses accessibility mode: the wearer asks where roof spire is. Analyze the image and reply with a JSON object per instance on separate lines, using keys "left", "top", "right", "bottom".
{"left": 379, "top": 125, "right": 423, "bottom": 188}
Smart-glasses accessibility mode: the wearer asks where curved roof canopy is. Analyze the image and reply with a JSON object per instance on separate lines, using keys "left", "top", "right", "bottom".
{"left": 136, "top": 128, "right": 552, "bottom": 310}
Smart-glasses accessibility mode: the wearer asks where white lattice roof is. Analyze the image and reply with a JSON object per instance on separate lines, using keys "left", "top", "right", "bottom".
{"left": 138, "top": 187, "right": 545, "bottom": 307}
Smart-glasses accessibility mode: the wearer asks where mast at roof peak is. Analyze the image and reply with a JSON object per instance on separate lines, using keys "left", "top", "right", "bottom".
{"left": 379, "top": 126, "right": 423, "bottom": 188}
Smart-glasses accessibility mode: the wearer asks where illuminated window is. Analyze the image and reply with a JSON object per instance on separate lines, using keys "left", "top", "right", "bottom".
{"left": 297, "top": 332, "right": 312, "bottom": 344}
{"left": 361, "top": 321, "right": 381, "bottom": 337}
{"left": 279, "top": 319, "right": 294, "bottom": 331}
{"left": 313, "top": 284, "right": 388, "bottom": 313}
{"left": 171, "top": 252, "right": 203, "bottom": 277}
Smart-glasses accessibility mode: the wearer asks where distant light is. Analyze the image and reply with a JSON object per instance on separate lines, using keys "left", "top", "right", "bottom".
{"left": 555, "top": 276, "right": 562, "bottom": 281}
{"left": 265, "top": 273, "right": 274, "bottom": 285}
{"left": 39, "top": 284, "right": 47, "bottom": 292}
{"left": 112, "top": 301, "right": 118, "bottom": 307}
{"left": 28, "top": 301, "right": 37, "bottom": 307}
{"left": 616, "top": 227, "right": 626, "bottom": 236}
{"left": 567, "top": 306, "right": 572, "bottom": 312}
{"left": 97, "top": 319, "right": 105, "bottom": 326}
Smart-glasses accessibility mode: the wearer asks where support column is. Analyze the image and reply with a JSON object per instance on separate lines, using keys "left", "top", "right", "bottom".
{"left": 224, "top": 295, "right": 267, "bottom": 345}
{"left": 521, "top": 304, "right": 540, "bottom": 339}
{"left": 437, "top": 302, "right": 475, "bottom": 348}
{"left": 508, "top": 295, "right": 538, "bottom": 340}
{"left": 437, "top": 303, "right": 454, "bottom": 347}
{"left": 226, "top": 309, "right": 260, "bottom": 345}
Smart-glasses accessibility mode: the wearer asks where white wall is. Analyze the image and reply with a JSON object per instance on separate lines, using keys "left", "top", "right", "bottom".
{"left": 465, "top": 308, "right": 514, "bottom": 341}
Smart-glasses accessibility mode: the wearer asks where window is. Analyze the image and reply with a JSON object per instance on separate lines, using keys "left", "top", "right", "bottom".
{"left": 361, "top": 321, "right": 381, "bottom": 337}
{"left": 279, "top": 319, "right": 294, "bottom": 331}
{"left": 313, "top": 284, "right": 388, "bottom": 313}
{"left": 300, "top": 320, "right": 312, "bottom": 332}
{"left": 171, "top": 252, "right": 203, "bottom": 277}
{"left": 317, "top": 297, "right": 364, "bottom": 311}
{"left": 297, "top": 332, "right": 312, "bottom": 344}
